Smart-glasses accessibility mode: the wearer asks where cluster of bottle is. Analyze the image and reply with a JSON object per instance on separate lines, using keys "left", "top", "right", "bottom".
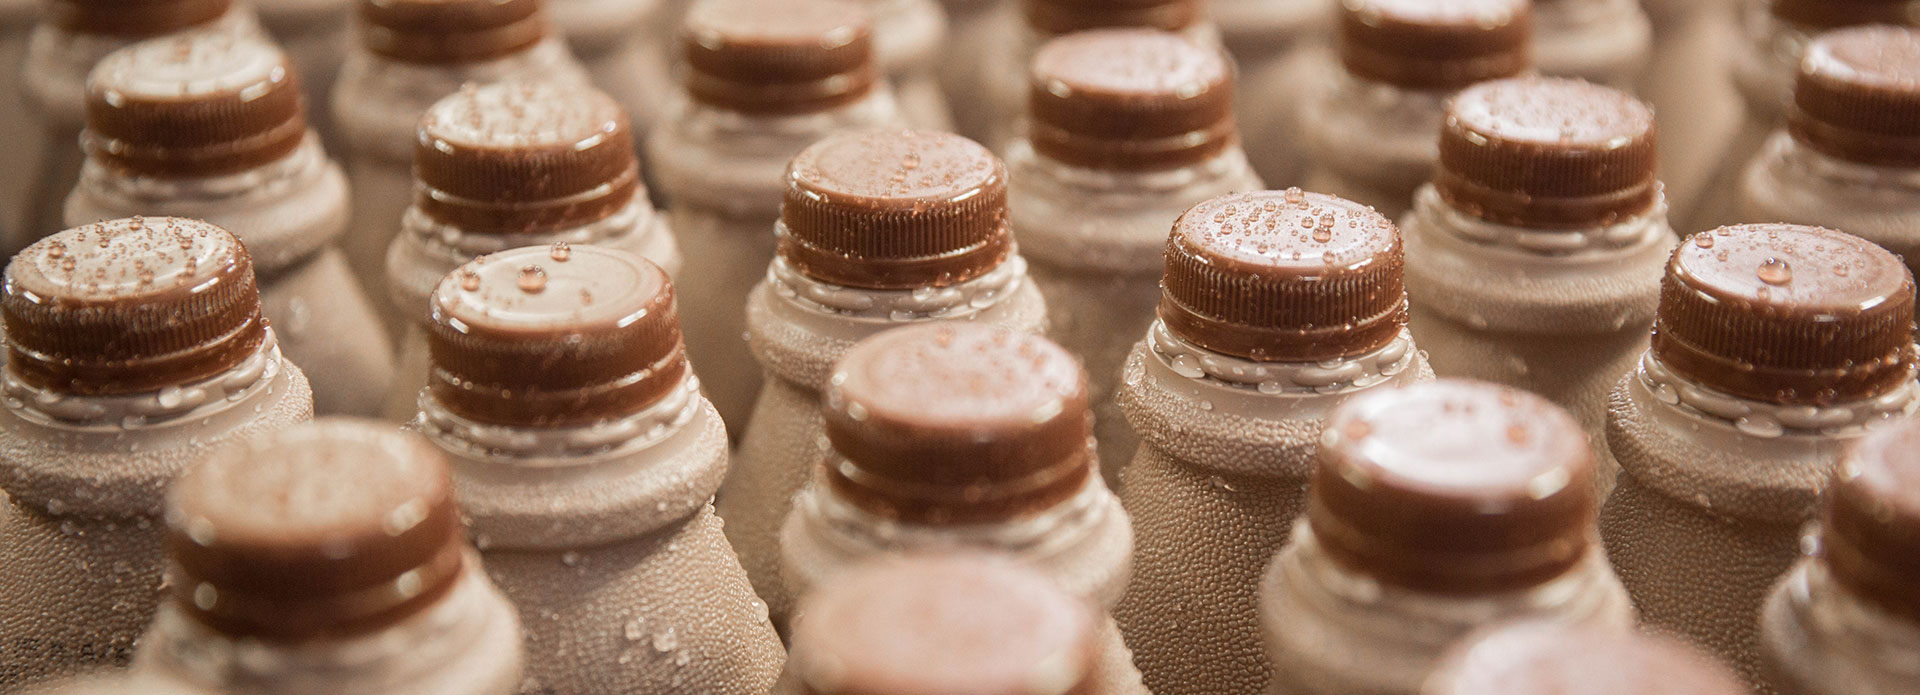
{"left": 0, "top": 0, "right": 1916, "bottom": 694}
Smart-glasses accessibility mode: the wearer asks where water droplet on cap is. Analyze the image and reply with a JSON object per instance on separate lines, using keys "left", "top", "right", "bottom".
{"left": 518, "top": 265, "right": 548, "bottom": 293}
{"left": 1757, "top": 257, "right": 1793, "bottom": 286}
{"left": 549, "top": 242, "right": 571, "bottom": 262}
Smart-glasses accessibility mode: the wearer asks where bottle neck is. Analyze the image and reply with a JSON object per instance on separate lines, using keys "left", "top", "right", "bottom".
{"left": 1636, "top": 350, "right": 1919, "bottom": 440}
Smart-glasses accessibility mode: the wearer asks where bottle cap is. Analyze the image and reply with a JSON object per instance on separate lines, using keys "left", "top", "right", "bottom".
{"left": 679, "top": 0, "right": 877, "bottom": 115}
{"left": 427, "top": 244, "right": 686, "bottom": 427}
{"left": 1772, "top": 0, "right": 1920, "bottom": 30}
{"left": 1427, "top": 622, "right": 1747, "bottom": 695}
{"left": 47, "top": 0, "right": 232, "bottom": 36}
{"left": 1311, "top": 379, "right": 1596, "bottom": 593}
{"left": 1437, "top": 77, "right": 1659, "bottom": 229}
{"left": 164, "top": 419, "right": 466, "bottom": 642}
{"left": 1021, "top": 0, "right": 1199, "bottom": 36}
{"left": 1338, "top": 0, "right": 1531, "bottom": 90}
{"left": 85, "top": 35, "right": 308, "bottom": 178}
{"left": 1656, "top": 225, "right": 1916, "bottom": 405}
{"left": 1824, "top": 417, "right": 1920, "bottom": 624}
{"left": 3, "top": 217, "right": 265, "bottom": 396}
{"left": 1026, "top": 29, "right": 1236, "bottom": 171}
{"left": 1790, "top": 26, "right": 1920, "bottom": 168}
{"left": 788, "top": 554, "right": 1100, "bottom": 695}
{"left": 356, "top": 0, "right": 548, "bottom": 64}
{"left": 1161, "top": 190, "right": 1406, "bottom": 362}
{"left": 823, "top": 323, "right": 1093, "bottom": 524}
{"left": 413, "top": 82, "right": 640, "bottom": 235}
{"left": 780, "top": 130, "right": 1011, "bottom": 290}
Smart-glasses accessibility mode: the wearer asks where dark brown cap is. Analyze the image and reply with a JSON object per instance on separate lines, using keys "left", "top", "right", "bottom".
{"left": 1437, "top": 77, "right": 1659, "bottom": 229}
{"left": 427, "top": 244, "right": 687, "bottom": 428}
{"left": 164, "top": 419, "right": 466, "bottom": 642}
{"left": 356, "top": 0, "right": 549, "bottom": 64}
{"left": 1822, "top": 417, "right": 1920, "bottom": 624}
{"left": 1338, "top": 0, "right": 1532, "bottom": 90}
{"left": 780, "top": 130, "right": 1011, "bottom": 290}
{"left": 3, "top": 217, "right": 265, "bottom": 396}
{"left": 788, "top": 554, "right": 1100, "bottom": 695}
{"left": 1427, "top": 622, "right": 1747, "bottom": 695}
{"left": 46, "top": 0, "right": 232, "bottom": 37}
{"left": 1772, "top": 0, "right": 1920, "bottom": 30}
{"left": 1309, "top": 379, "right": 1597, "bottom": 594}
{"left": 1654, "top": 225, "right": 1916, "bottom": 406}
{"left": 1022, "top": 0, "right": 1199, "bottom": 36}
{"left": 1160, "top": 190, "right": 1406, "bottom": 363}
{"left": 413, "top": 82, "right": 640, "bottom": 235}
{"left": 679, "top": 0, "right": 877, "bottom": 115}
{"left": 84, "top": 35, "right": 308, "bottom": 179}
{"left": 1026, "top": 29, "right": 1236, "bottom": 171}
{"left": 822, "top": 323, "right": 1093, "bottom": 525}
{"left": 1789, "top": 26, "right": 1920, "bottom": 168}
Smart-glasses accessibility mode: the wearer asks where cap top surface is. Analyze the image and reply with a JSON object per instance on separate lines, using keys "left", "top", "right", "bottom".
{"left": 172, "top": 423, "right": 447, "bottom": 545}
{"left": 790, "top": 130, "right": 1001, "bottom": 206}
{"left": 1449, "top": 78, "right": 1653, "bottom": 147}
{"left": 92, "top": 34, "right": 286, "bottom": 100}
{"left": 834, "top": 324, "right": 1084, "bottom": 429}
{"left": 420, "top": 82, "right": 624, "bottom": 152}
{"left": 1431, "top": 623, "right": 1747, "bottom": 695}
{"left": 1173, "top": 191, "right": 1395, "bottom": 273}
{"left": 792, "top": 555, "right": 1095, "bottom": 695}
{"left": 434, "top": 244, "right": 666, "bottom": 332}
{"left": 1032, "top": 29, "right": 1228, "bottom": 98}
{"left": 1327, "top": 380, "right": 1585, "bottom": 493}
{"left": 684, "top": 0, "right": 869, "bottom": 46}
{"left": 9, "top": 217, "right": 242, "bottom": 305}
{"left": 1670, "top": 225, "right": 1907, "bottom": 315}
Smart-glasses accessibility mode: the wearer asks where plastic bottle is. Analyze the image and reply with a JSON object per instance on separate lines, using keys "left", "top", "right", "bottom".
{"left": 1425, "top": 621, "right": 1747, "bottom": 695}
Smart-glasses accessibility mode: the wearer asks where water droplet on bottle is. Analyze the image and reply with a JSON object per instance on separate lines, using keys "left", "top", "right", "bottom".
{"left": 652, "top": 628, "right": 678, "bottom": 652}
{"left": 1312, "top": 227, "right": 1333, "bottom": 243}
{"left": 1834, "top": 265, "right": 1850, "bottom": 278}
{"left": 1284, "top": 187, "right": 1305, "bottom": 205}
{"left": 1257, "top": 381, "right": 1285, "bottom": 395}
{"left": 1757, "top": 257, "right": 1792, "bottom": 286}
{"left": 624, "top": 617, "right": 645, "bottom": 641}
{"left": 1170, "top": 354, "right": 1205, "bottom": 378}
{"left": 549, "top": 242, "right": 571, "bottom": 262}
{"left": 560, "top": 551, "right": 582, "bottom": 567}
{"left": 44, "top": 242, "right": 63, "bottom": 259}
{"left": 1693, "top": 235, "right": 1713, "bottom": 249}
{"left": 518, "top": 265, "right": 548, "bottom": 293}
{"left": 459, "top": 270, "right": 481, "bottom": 291}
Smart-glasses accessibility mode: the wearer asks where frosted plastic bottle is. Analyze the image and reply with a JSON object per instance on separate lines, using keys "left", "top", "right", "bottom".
{"left": 548, "top": 0, "right": 676, "bottom": 153}
{"left": 779, "top": 554, "right": 1143, "bottom": 694}
{"left": 64, "top": 35, "right": 394, "bottom": 417}
{"left": 1297, "top": 0, "right": 1531, "bottom": 220}
{"left": 1115, "top": 189, "right": 1432, "bottom": 695}
{"left": 0, "top": 217, "right": 314, "bottom": 688}
{"left": 859, "top": 0, "right": 953, "bottom": 131}
{"left": 253, "top": 0, "right": 350, "bottom": 147}
{"left": 1599, "top": 224, "right": 1918, "bottom": 691}
{"left": 1006, "top": 28, "right": 1262, "bottom": 485}
{"left": 411, "top": 245, "right": 785, "bottom": 695}
{"left": 647, "top": 0, "right": 906, "bottom": 433}
{"left": 331, "top": 0, "right": 588, "bottom": 326}
{"left": 1401, "top": 77, "right": 1675, "bottom": 498}
{"left": 778, "top": 324, "right": 1144, "bottom": 691}
{"left": 131, "top": 420, "right": 524, "bottom": 694}
{"left": 1635, "top": 0, "right": 1741, "bottom": 228}
{"left": 1260, "top": 379, "right": 1636, "bottom": 695}
{"left": 1740, "top": 26, "right": 1920, "bottom": 285}
{"left": 1760, "top": 416, "right": 1920, "bottom": 695}
{"left": 13, "top": 0, "right": 261, "bottom": 254}
{"left": 384, "top": 82, "right": 680, "bottom": 420}
{"left": 719, "top": 130, "right": 1048, "bottom": 631}
{"left": 1229, "top": 0, "right": 1331, "bottom": 188}
{"left": 1531, "top": 0, "right": 1651, "bottom": 87}
{"left": 0, "top": 1, "right": 47, "bottom": 235}
{"left": 1683, "top": 0, "right": 1920, "bottom": 232}
{"left": 1425, "top": 622, "right": 1747, "bottom": 695}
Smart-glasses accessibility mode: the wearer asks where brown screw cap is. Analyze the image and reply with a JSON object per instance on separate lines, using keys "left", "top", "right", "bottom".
{"left": 822, "top": 323, "right": 1093, "bottom": 525}
{"left": 3, "top": 217, "right": 265, "bottom": 396}
{"left": 1338, "top": 0, "right": 1532, "bottom": 90}
{"left": 1026, "top": 29, "right": 1236, "bottom": 171}
{"left": 679, "top": 0, "right": 878, "bottom": 115}
{"left": 1021, "top": 0, "right": 1199, "bottom": 36}
{"left": 413, "top": 82, "right": 641, "bottom": 235}
{"left": 427, "top": 244, "right": 687, "bottom": 428}
{"left": 1654, "top": 225, "right": 1916, "bottom": 406}
{"left": 1772, "top": 0, "right": 1920, "bottom": 31}
{"left": 781, "top": 130, "right": 1012, "bottom": 290}
{"left": 1310, "top": 379, "right": 1597, "bottom": 594}
{"left": 357, "top": 0, "right": 549, "bottom": 64}
{"left": 46, "top": 0, "right": 232, "bottom": 37}
{"left": 84, "top": 35, "right": 308, "bottom": 179}
{"left": 1790, "top": 26, "right": 1920, "bottom": 168}
{"left": 1437, "top": 77, "right": 1660, "bottom": 229}
{"left": 164, "top": 419, "right": 466, "bottom": 642}
{"left": 788, "top": 554, "right": 1100, "bottom": 695}
{"left": 1160, "top": 190, "right": 1406, "bottom": 363}
{"left": 1822, "top": 418, "right": 1920, "bottom": 624}
{"left": 1427, "top": 622, "right": 1747, "bottom": 695}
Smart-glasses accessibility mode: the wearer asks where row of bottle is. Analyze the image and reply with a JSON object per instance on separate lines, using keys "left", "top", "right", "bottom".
{"left": 0, "top": 202, "right": 1912, "bottom": 695}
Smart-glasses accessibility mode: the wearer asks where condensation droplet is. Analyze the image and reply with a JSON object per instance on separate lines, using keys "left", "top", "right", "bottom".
{"left": 460, "top": 271, "right": 481, "bottom": 291}
{"left": 1757, "top": 257, "right": 1792, "bottom": 286}
{"left": 549, "top": 242, "right": 571, "bottom": 262}
{"left": 518, "top": 265, "right": 548, "bottom": 293}
{"left": 1693, "top": 235, "right": 1714, "bottom": 249}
